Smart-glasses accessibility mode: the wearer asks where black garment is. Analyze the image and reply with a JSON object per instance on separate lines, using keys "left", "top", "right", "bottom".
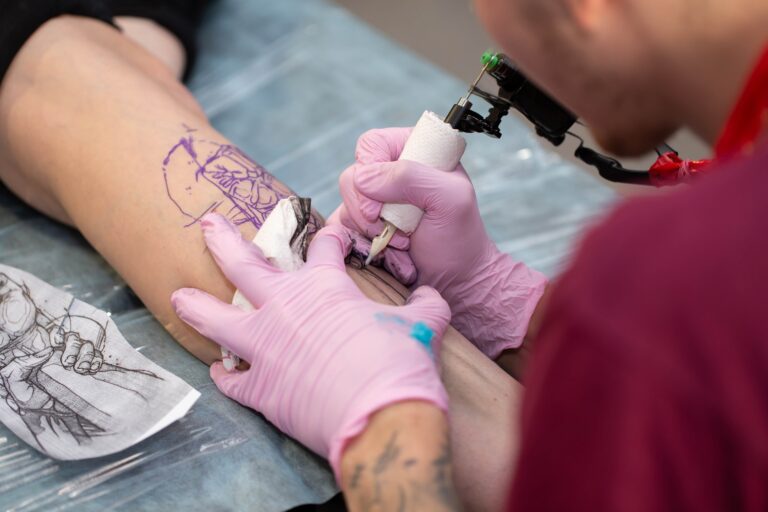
{"left": 111, "top": 0, "right": 210, "bottom": 78}
{"left": 288, "top": 493, "right": 347, "bottom": 512}
{"left": 0, "top": 0, "right": 210, "bottom": 85}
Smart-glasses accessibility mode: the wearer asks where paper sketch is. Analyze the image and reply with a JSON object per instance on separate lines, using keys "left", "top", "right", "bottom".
{"left": 0, "top": 265, "right": 199, "bottom": 460}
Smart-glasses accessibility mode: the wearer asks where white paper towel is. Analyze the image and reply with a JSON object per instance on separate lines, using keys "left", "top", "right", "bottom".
{"left": 222, "top": 198, "right": 309, "bottom": 370}
{"left": 380, "top": 111, "right": 467, "bottom": 234}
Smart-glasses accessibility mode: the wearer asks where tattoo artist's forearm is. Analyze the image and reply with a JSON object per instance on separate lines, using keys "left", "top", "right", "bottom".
{"left": 348, "top": 435, "right": 459, "bottom": 512}
{"left": 342, "top": 403, "right": 461, "bottom": 512}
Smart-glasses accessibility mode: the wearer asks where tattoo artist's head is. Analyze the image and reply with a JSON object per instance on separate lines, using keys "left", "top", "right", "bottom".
{"left": 473, "top": 0, "right": 767, "bottom": 155}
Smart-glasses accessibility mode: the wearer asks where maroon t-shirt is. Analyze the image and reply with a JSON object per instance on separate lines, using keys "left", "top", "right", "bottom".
{"left": 507, "top": 142, "right": 768, "bottom": 511}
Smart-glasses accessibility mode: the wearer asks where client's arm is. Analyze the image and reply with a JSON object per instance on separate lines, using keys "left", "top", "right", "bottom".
{"left": 0, "top": 16, "right": 260, "bottom": 363}
{"left": 0, "top": 16, "right": 518, "bottom": 511}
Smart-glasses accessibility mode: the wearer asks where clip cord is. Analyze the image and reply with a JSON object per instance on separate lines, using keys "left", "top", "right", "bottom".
{"left": 451, "top": 58, "right": 681, "bottom": 186}
{"left": 468, "top": 87, "right": 672, "bottom": 185}
{"left": 567, "top": 131, "right": 657, "bottom": 186}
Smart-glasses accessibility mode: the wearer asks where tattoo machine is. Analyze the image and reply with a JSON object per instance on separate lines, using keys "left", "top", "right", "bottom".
{"left": 366, "top": 110, "right": 467, "bottom": 265}
{"left": 367, "top": 51, "right": 703, "bottom": 263}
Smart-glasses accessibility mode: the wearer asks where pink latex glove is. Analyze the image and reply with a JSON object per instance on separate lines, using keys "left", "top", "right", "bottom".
{"left": 171, "top": 214, "right": 450, "bottom": 481}
{"left": 331, "top": 128, "right": 548, "bottom": 359}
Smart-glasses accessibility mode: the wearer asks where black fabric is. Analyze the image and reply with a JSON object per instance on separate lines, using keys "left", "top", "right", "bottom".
{"left": 0, "top": 0, "right": 211, "bottom": 86}
{"left": 287, "top": 493, "right": 347, "bottom": 512}
{"left": 110, "top": 0, "right": 211, "bottom": 81}
{"left": 0, "top": 1, "right": 115, "bottom": 86}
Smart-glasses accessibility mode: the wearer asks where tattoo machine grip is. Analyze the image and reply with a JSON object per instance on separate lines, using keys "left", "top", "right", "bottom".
{"left": 367, "top": 111, "right": 466, "bottom": 264}
{"left": 381, "top": 111, "right": 467, "bottom": 232}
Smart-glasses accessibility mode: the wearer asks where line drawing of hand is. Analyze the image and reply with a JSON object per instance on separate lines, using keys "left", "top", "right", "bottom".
{"left": 0, "top": 347, "right": 54, "bottom": 413}
{"left": 0, "top": 268, "right": 123, "bottom": 452}
{"left": 57, "top": 332, "right": 104, "bottom": 375}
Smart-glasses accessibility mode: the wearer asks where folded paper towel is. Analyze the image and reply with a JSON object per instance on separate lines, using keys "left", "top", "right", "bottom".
{"left": 222, "top": 197, "right": 313, "bottom": 370}
{"left": 380, "top": 111, "right": 466, "bottom": 234}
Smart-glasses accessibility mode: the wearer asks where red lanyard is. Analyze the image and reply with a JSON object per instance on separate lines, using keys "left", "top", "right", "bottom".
{"left": 650, "top": 44, "right": 768, "bottom": 186}
{"left": 715, "top": 44, "right": 768, "bottom": 158}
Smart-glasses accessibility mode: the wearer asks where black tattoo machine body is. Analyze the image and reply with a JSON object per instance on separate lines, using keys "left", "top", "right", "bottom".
{"left": 445, "top": 52, "right": 678, "bottom": 186}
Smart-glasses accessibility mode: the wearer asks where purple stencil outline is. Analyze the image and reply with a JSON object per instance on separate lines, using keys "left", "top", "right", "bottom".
{"left": 162, "top": 133, "right": 292, "bottom": 230}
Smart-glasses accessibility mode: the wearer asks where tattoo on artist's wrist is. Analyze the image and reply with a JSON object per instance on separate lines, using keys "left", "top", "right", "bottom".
{"left": 345, "top": 430, "right": 460, "bottom": 511}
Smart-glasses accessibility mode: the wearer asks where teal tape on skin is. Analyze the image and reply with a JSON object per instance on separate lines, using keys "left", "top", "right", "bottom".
{"left": 374, "top": 314, "right": 435, "bottom": 357}
{"left": 410, "top": 322, "right": 434, "bottom": 356}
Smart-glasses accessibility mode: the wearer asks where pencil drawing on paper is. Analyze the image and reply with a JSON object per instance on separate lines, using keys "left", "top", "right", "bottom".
{"left": 0, "top": 272, "right": 161, "bottom": 455}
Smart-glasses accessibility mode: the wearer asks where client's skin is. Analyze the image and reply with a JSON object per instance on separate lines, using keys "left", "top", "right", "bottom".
{"left": 0, "top": 16, "right": 518, "bottom": 511}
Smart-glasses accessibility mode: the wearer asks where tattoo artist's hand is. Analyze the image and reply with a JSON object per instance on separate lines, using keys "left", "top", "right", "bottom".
{"left": 330, "top": 127, "right": 549, "bottom": 359}
{"left": 171, "top": 214, "right": 450, "bottom": 481}
{"left": 52, "top": 331, "right": 104, "bottom": 374}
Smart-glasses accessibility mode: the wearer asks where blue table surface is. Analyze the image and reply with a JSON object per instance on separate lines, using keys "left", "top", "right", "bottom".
{"left": 0, "top": 0, "right": 616, "bottom": 510}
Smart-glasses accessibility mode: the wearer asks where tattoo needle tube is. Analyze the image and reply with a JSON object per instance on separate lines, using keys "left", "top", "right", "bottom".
{"left": 365, "top": 111, "right": 468, "bottom": 265}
